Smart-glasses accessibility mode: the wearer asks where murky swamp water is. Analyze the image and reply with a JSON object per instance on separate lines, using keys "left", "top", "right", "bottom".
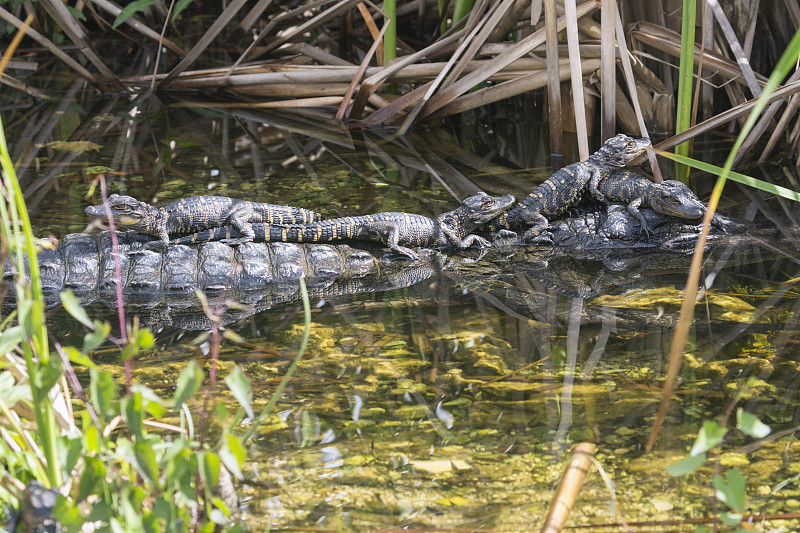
{"left": 6, "top": 94, "right": 800, "bottom": 531}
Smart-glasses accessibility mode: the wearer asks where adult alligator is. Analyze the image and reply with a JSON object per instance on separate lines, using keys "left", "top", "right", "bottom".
{"left": 84, "top": 194, "right": 326, "bottom": 244}
{"left": 487, "top": 134, "right": 651, "bottom": 243}
{"left": 168, "top": 192, "right": 515, "bottom": 260}
{"left": 6, "top": 204, "right": 740, "bottom": 296}
{"left": 2, "top": 204, "right": 748, "bottom": 329}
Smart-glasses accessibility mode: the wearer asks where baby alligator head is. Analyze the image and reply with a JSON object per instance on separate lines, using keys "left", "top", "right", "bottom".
{"left": 85, "top": 194, "right": 161, "bottom": 234}
{"left": 649, "top": 180, "right": 707, "bottom": 219}
{"left": 456, "top": 192, "right": 517, "bottom": 229}
{"left": 595, "top": 133, "right": 651, "bottom": 168}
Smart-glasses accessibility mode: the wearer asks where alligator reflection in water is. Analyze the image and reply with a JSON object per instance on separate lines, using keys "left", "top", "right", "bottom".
{"left": 5, "top": 206, "right": 749, "bottom": 330}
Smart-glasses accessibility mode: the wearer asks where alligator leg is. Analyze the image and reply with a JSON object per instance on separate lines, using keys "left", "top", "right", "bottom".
{"left": 440, "top": 226, "right": 491, "bottom": 249}
{"left": 520, "top": 214, "right": 553, "bottom": 244}
{"left": 588, "top": 168, "right": 608, "bottom": 203}
{"left": 493, "top": 229, "right": 519, "bottom": 239}
{"left": 223, "top": 205, "right": 257, "bottom": 244}
{"left": 355, "top": 222, "right": 420, "bottom": 260}
{"left": 623, "top": 198, "right": 653, "bottom": 236}
{"left": 344, "top": 221, "right": 422, "bottom": 259}
{"left": 384, "top": 226, "right": 420, "bottom": 260}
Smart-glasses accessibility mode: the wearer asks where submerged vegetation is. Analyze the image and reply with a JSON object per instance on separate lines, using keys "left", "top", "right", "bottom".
{"left": 2, "top": 0, "right": 800, "bottom": 531}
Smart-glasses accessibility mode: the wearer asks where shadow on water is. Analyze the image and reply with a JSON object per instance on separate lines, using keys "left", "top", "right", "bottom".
{"left": 6, "top": 91, "right": 800, "bottom": 530}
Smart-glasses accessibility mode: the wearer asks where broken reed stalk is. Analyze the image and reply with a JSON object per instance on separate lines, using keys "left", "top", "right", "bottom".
{"left": 650, "top": 76, "right": 800, "bottom": 156}
{"left": 738, "top": 67, "right": 800, "bottom": 162}
{"left": 420, "top": 0, "right": 597, "bottom": 121}
{"left": 88, "top": 0, "right": 186, "bottom": 57}
{"left": 158, "top": 0, "right": 251, "bottom": 87}
{"left": 139, "top": 59, "right": 548, "bottom": 89}
{"left": 544, "top": 0, "right": 563, "bottom": 170}
{"left": 398, "top": 0, "right": 503, "bottom": 134}
{"left": 336, "top": 14, "right": 387, "bottom": 121}
{"left": 613, "top": 3, "right": 663, "bottom": 182}
{"left": 564, "top": 0, "right": 589, "bottom": 159}
{"left": 38, "top": 0, "right": 122, "bottom": 90}
{"left": 630, "top": 22, "right": 769, "bottom": 87}
{"left": 599, "top": 0, "right": 615, "bottom": 142}
{"left": 0, "top": 7, "right": 97, "bottom": 85}
{"left": 430, "top": 59, "right": 600, "bottom": 120}
{"left": 540, "top": 442, "right": 596, "bottom": 533}
{"left": 707, "top": 0, "right": 761, "bottom": 98}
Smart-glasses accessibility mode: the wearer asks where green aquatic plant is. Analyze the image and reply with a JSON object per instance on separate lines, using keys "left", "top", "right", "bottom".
{"left": 666, "top": 408, "right": 772, "bottom": 529}
{"left": 0, "top": 17, "right": 61, "bottom": 490}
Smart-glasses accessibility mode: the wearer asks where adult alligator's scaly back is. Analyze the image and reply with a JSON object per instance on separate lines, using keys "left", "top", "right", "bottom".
{"left": 85, "top": 195, "right": 325, "bottom": 243}
{"left": 28, "top": 232, "right": 384, "bottom": 297}
{"left": 598, "top": 171, "right": 706, "bottom": 235}
{"left": 174, "top": 192, "right": 516, "bottom": 260}
{"left": 488, "top": 134, "right": 651, "bottom": 243}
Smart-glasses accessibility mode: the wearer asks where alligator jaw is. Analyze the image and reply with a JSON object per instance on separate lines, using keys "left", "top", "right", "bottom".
{"left": 653, "top": 180, "right": 708, "bottom": 219}
{"left": 595, "top": 134, "right": 652, "bottom": 167}
{"left": 84, "top": 194, "right": 158, "bottom": 234}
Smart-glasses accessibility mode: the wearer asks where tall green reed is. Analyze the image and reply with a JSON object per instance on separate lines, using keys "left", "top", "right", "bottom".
{"left": 675, "top": 0, "right": 697, "bottom": 182}
{"left": 384, "top": 0, "right": 396, "bottom": 65}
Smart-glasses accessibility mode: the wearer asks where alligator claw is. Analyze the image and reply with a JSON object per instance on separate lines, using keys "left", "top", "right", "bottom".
{"left": 473, "top": 247, "right": 488, "bottom": 261}
{"left": 495, "top": 229, "right": 518, "bottom": 239}
{"left": 143, "top": 240, "right": 167, "bottom": 252}
{"left": 386, "top": 245, "right": 420, "bottom": 261}
{"left": 470, "top": 236, "right": 491, "bottom": 248}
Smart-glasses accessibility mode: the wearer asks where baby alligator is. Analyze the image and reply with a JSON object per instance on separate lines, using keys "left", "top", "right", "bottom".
{"left": 599, "top": 171, "right": 707, "bottom": 235}
{"left": 488, "top": 133, "right": 651, "bottom": 243}
{"left": 85, "top": 194, "right": 325, "bottom": 244}
{"left": 172, "top": 192, "right": 516, "bottom": 260}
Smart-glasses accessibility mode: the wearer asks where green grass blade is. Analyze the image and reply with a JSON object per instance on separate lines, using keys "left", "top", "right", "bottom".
{"left": 658, "top": 151, "right": 800, "bottom": 201}
{"left": 0, "top": 21, "right": 61, "bottom": 488}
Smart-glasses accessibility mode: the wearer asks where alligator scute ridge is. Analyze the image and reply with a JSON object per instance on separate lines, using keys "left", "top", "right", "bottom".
{"left": 28, "top": 231, "right": 388, "bottom": 296}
